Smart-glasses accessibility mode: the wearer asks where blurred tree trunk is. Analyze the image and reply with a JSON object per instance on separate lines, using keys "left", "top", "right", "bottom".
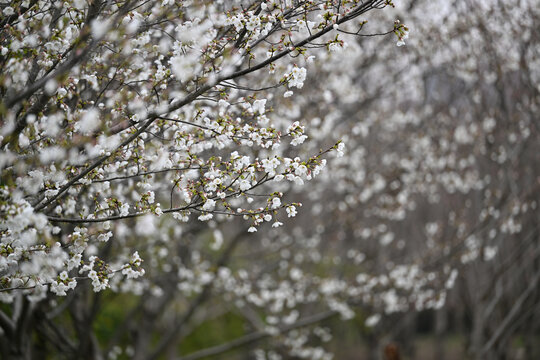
{"left": 396, "top": 313, "right": 415, "bottom": 359}
{"left": 435, "top": 307, "right": 447, "bottom": 360}
{"left": 366, "top": 332, "right": 380, "bottom": 360}
{"left": 471, "top": 305, "right": 484, "bottom": 360}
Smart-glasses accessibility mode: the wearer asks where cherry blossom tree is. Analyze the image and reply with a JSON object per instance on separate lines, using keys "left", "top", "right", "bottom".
{"left": 0, "top": 0, "right": 416, "bottom": 359}
{"left": 3, "top": 0, "right": 537, "bottom": 359}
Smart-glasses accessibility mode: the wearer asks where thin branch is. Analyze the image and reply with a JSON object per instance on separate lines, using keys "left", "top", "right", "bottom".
{"left": 0, "top": 310, "right": 15, "bottom": 338}
{"left": 480, "top": 267, "right": 540, "bottom": 356}
{"left": 178, "top": 311, "right": 337, "bottom": 360}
